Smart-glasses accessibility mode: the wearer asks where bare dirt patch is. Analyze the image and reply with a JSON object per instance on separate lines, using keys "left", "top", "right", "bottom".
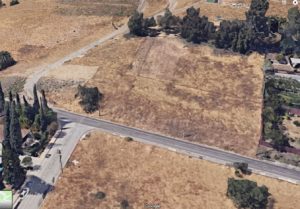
{"left": 44, "top": 36, "right": 264, "bottom": 157}
{"left": 42, "top": 131, "right": 300, "bottom": 209}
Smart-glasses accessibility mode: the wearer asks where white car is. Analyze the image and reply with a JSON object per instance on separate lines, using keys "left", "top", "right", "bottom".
{"left": 19, "top": 188, "right": 30, "bottom": 199}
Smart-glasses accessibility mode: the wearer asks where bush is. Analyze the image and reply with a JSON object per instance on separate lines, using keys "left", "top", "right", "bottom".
{"left": 10, "top": 0, "right": 19, "bottom": 6}
{"left": 293, "top": 120, "right": 300, "bottom": 127}
{"left": 95, "top": 191, "right": 106, "bottom": 200}
{"left": 233, "top": 162, "right": 251, "bottom": 175}
{"left": 47, "top": 121, "right": 58, "bottom": 136}
{"left": 227, "top": 178, "right": 270, "bottom": 209}
{"left": 75, "top": 85, "right": 103, "bottom": 113}
{"left": 124, "top": 137, "right": 133, "bottom": 142}
{"left": 0, "top": 51, "right": 16, "bottom": 70}
{"left": 21, "top": 156, "right": 33, "bottom": 166}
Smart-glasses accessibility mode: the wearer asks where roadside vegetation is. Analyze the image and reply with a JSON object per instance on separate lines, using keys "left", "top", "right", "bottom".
{"left": 128, "top": 0, "right": 300, "bottom": 56}
{"left": 227, "top": 178, "right": 270, "bottom": 209}
{"left": 75, "top": 85, "right": 103, "bottom": 113}
{"left": 0, "top": 82, "right": 58, "bottom": 189}
{"left": 263, "top": 77, "right": 300, "bottom": 151}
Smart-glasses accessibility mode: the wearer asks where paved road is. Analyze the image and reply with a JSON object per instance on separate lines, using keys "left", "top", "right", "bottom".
{"left": 15, "top": 121, "right": 92, "bottom": 209}
{"left": 55, "top": 108, "right": 300, "bottom": 184}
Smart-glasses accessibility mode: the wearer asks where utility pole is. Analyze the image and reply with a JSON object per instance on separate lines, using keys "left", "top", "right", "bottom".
{"left": 57, "top": 149, "right": 63, "bottom": 173}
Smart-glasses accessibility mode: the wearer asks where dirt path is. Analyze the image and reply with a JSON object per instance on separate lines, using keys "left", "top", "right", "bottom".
{"left": 23, "top": 0, "right": 147, "bottom": 98}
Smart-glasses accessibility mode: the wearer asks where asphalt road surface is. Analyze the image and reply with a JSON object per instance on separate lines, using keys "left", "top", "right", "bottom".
{"left": 55, "top": 108, "right": 300, "bottom": 184}
{"left": 15, "top": 121, "right": 92, "bottom": 209}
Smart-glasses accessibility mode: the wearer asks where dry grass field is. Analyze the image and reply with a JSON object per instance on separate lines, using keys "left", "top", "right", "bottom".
{"left": 143, "top": 0, "right": 168, "bottom": 16}
{"left": 0, "top": 0, "right": 138, "bottom": 77}
{"left": 175, "top": 0, "right": 298, "bottom": 21}
{"left": 42, "top": 36, "right": 264, "bottom": 157}
{"left": 42, "top": 131, "right": 300, "bottom": 209}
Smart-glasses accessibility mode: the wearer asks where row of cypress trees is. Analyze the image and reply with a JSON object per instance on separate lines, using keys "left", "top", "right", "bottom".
{"left": 0, "top": 82, "right": 53, "bottom": 189}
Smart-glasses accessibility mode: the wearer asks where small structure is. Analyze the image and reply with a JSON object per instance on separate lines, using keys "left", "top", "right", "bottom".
{"left": 287, "top": 107, "right": 300, "bottom": 117}
{"left": 290, "top": 58, "right": 300, "bottom": 69}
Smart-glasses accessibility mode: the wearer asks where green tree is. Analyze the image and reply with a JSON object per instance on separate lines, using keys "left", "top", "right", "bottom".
{"left": 33, "top": 84, "right": 40, "bottom": 115}
{"left": 227, "top": 178, "right": 270, "bottom": 209}
{"left": 0, "top": 81, "right": 4, "bottom": 113}
{"left": 20, "top": 95, "right": 34, "bottom": 128}
{"left": 9, "top": 102, "right": 23, "bottom": 154}
{"left": 15, "top": 93, "right": 22, "bottom": 116}
{"left": 10, "top": 0, "right": 19, "bottom": 6}
{"left": 41, "top": 89, "right": 49, "bottom": 111}
{"left": 158, "top": 8, "right": 180, "bottom": 30}
{"left": 280, "top": 7, "right": 300, "bottom": 55}
{"left": 40, "top": 105, "right": 47, "bottom": 133}
{"left": 3, "top": 102, "right": 10, "bottom": 145}
{"left": 2, "top": 129, "right": 25, "bottom": 188}
{"left": 8, "top": 91, "right": 13, "bottom": 103}
{"left": 75, "top": 85, "right": 103, "bottom": 113}
{"left": 128, "top": 11, "right": 146, "bottom": 36}
{"left": 180, "top": 7, "right": 216, "bottom": 43}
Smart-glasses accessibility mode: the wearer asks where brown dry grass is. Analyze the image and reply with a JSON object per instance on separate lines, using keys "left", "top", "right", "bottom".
{"left": 175, "top": 0, "right": 298, "bottom": 21}
{"left": 144, "top": 0, "right": 168, "bottom": 16}
{"left": 45, "top": 36, "right": 264, "bottom": 157}
{"left": 42, "top": 131, "right": 300, "bottom": 209}
{"left": 0, "top": 0, "right": 138, "bottom": 77}
{"left": 283, "top": 116, "right": 300, "bottom": 149}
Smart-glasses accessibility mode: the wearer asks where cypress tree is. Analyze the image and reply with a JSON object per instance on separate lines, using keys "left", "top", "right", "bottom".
{"left": 9, "top": 101, "right": 23, "bottom": 154}
{"left": 2, "top": 139, "right": 25, "bottom": 188}
{"left": 0, "top": 82, "right": 4, "bottom": 113}
{"left": 33, "top": 84, "right": 40, "bottom": 114}
{"left": 41, "top": 89, "right": 49, "bottom": 111}
{"left": 40, "top": 101, "right": 47, "bottom": 133}
{"left": 22, "top": 95, "right": 34, "bottom": 126}
{"left": 3, "top": 102, "right": 10, "bottom": 143}
{"left": 15, "top": 93, "right": 21, "bottom": 116}
{"left": 8, "top": 91, "right": 12, "bottom": 103}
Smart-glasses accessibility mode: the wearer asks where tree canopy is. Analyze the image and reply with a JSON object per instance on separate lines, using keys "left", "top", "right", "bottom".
{"left": 227, "top": 178, "right": 270, "bottom": 209}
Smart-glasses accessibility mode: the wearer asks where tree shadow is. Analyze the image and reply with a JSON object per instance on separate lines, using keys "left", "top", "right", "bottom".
{"left": 25, "top": 175, "right": 54, "bottom": 196}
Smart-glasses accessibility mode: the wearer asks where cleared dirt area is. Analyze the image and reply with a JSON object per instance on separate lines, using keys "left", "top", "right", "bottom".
{"left": 0, "top": 0, "right": 138, "bottom": 77}
{"left": 42, "top": 36, "right": 264, "bottom": 157}
{"left": 175, "top": 0, "right": 297, "bottom": 21}
{"left": 42, "top": 131, "right": 300, "bottom": 209}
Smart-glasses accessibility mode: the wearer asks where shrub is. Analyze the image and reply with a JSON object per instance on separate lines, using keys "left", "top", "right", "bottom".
{"left": 95, "top": 191, "right": 106, "bottom": 200}
{"left": 21, "top": 156, "right": 33, "bottom": 166}
{"left": 124, "top": 137, "right": 133, "bottom": 142}
{"left": 227, "top": 178, "right": 270, "bottom": 209}
{"left": 10, "top": 0, "right": 19, "bottom": 6}
{"left": 0, "top": 51, "right": 16, "bottom": 70}
{"left": 75, "top": 85, "right": 103, "bottom": 113}
{"left": 293, "top": 120, "right": 300, "bottom": 127}
{"left": 47, "top": 121, "right": 58, "bottom": 136}
{"left": 233, "top": 162, "right": 251, "bottom": 175}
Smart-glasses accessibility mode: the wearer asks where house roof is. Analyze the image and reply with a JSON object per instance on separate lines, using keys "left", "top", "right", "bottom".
{"left": 290, "top": 58, "right": 300, "bottom": 68}
{"left": 288, "top": 107, "right": 300, "bottom": 116}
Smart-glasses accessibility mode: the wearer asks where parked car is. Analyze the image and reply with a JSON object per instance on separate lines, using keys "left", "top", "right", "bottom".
{"left": 45, "top": 154, "right": 51, "bottom": 158}
{"left": 19, "top": 188, "right": 30, "bottom": 198}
